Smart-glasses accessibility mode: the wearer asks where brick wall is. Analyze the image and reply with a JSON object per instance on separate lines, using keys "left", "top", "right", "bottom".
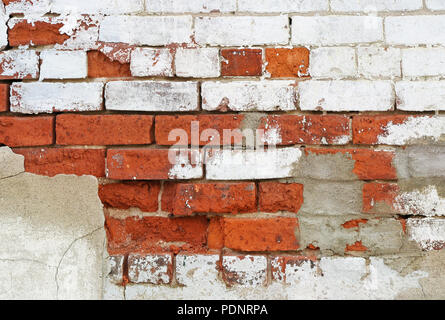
{"left": 1, "top": 0, "right": 445, "bottom": 299}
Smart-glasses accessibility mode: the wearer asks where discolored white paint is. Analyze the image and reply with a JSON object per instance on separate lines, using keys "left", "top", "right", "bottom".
{"left": 130, "top": 48, "right": 173, "bottom": 77}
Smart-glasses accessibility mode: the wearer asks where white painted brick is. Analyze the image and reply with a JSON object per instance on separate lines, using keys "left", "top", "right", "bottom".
{"left": 309, "top": 47, "right": 356, "bottom": 79}
{"left": 402, "top": 48, "right": 445, "bottom": 78}
{"left": 99, "top": 16, "right": 193, "bottom": 45}
{"left": 3, "top": 0, "right": 50, "bottom": 15}
{"left": 291, "top": 16, "right": 383, "bottom": 45}
{"left": 238, "top": 0, "right": 328, "bottom": 13}
{"left": 106, "top": 255, "right": 124, "bottom": 284}
{"left": 407, "top": 218, "right": 445, "bottom": 251}
{"left": 195, "top": 16, "right": 289, "bottom": 46}
{"left": 396, "top": 81, "right": 445, "bottom": 111}
{"left": 222, "top": 255, "right": 267, "bottom": 287}
{"left": 0, "top": 50, "right": 39, "bottom": 79}
{"left": 205, "top": 148, "right": 302, "bottom": 180}
{"left": 130, "top": 48, "right": 173, "bottom": 77}
{"left": 51, "top": 0, "right": 144, "bottom": 14}
{"left": 176, "top": 254, "right": 220, "bottom": 286}
{"left": 299, "top": 80, "right": 394, "bottom": 111}
{"left": 39, "top": 50, "right": 87, "bottom": 80}
{"left": 201, "top": 81, "right": 297, "bottom": 111}
{"left": 10, "top": 82, "right": 103, "bottom": 114}
{"left": 331, "top": 0, "right": 422, "bottom": 12}
{"left": 386, "top": 16, "right": 445, "bottom": 45}
{"left": 128, "top": 254, "right": 172, "bottom": 284}
{"left": 146, "top": 0, "right": 236, "bottom": 13}
{"left": 175, "top": 48, "right": 220, "bottom": 78}
{"left": 426, "top": 0, "right": 445, "bottom": 10}
{"left": 105, "top": 81, "right": 199, "bottom": 112}
{"left": 358, "top": 47, "right": 401, "bottom": 78}
{"left": 0, "top": 10, "right": 6, "bottom": 50}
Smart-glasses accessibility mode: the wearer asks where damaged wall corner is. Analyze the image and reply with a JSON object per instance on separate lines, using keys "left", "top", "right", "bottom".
{"left": 0, "top": 147, "right": 106, "bottom": 300}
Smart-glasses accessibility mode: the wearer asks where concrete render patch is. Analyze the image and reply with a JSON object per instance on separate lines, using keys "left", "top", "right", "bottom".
{"left": 0, "top": 147, "right": 24, "bottom": 179}
{"left": 0, "top": 147, "right": 105, "bottom": 299}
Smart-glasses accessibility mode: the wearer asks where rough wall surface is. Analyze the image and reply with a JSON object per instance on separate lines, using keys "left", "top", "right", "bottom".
{"left": 0, "top": 0, "right": 445, "bottom": 300}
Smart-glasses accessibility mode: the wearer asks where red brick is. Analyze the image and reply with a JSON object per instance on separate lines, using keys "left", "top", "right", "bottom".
{"left": 106, "top": 149, "right": 201, "bottom": 180}
{"left": 87, "top": 51, "right": 131, "bottom": 78}
{"left": 306, "top": 148, "right": 397, "bottom": 180}
{"left": 259, "top": 182, "right": 303, "bottom": 213}
{"left": 105, "top": 215, "right": 208, "bottom": 254}
{"left": 221, "top": 49, "right": 263, "bottom": 77}
{"left": 208, "top": 217, "right": 224, "bottom": 250}
{"left": 162, "top": 182, "right": 256, "bottom": 216}
{"left": 99, "top": 182, "right": 160, "bottom": 212}
{"left": 363, "top": 183, "right": 399, "bottom": 213}
{"left": 353, "top": 115, "right": 411, "bottom": 145}
{"left": 155, "top": 114, "right": 244, "bottom": 146}
{"left": 0, "top": 84, "right": 9, "bottom": 112}
{"left": 345, "top": 241, "right": 368, "bottom": 252}
{"left": 342, "top": 219, "right": 368, "bottom": 229}
{"left": 265, "top": 48, "right": 310, "bottom": 78}
{"left": 0, "top": 116, "right": 54, "bottom": 147}
{"left": 14, "top": 148, "right": 105, "bottom": 177}
{"left": 259, "top": 115, "right": 350, "bottom": 145}
{"left": 56, "top": 114, "right": 153, "bottom": 146}
{"left": 8, "top": 19, "right": 69, "bottom": 46}
{"left": 223, "top": 217, "right": 299, "bottom": 251}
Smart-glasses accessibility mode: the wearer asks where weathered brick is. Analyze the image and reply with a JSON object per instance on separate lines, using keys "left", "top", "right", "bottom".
{"left": 205, "top": 148, "right": 302, "bottom": 180}
{"left": 128, "top": 254, "right": 173, "bottom": 284}
{"left": 238, "top": 0, "right": 328, "bottom": 12}
{"left": 306, "top": 148, "right": 397, "bottom": 180}
{"left": 222, "top": 255, "right": 267, "bottom": 287}
{"left": 106, "top": 149, "right": 202, "bottom": 180}
{"left": 88, "top": 51, "right": 131, "bottom": 78}
{"left": 352, "top": 115, "right": 445, "bottom": 145}
{"left": 3, "top": 0, "right": 51, "bottom": 15}
{"left": 407, "top": 218, "right": 445, "bottom": 251}
{"left": 208, "top": 217, "right": 224, "bottom": 250}
{"left": 357, "top": 47, "right": 401, "bottom": 78}
{"left": 222, "top": 217, "right": 299, "bottom": 251}
{"left": 309, "top": 47, "right": 356, "bottom": 79}
{"left": 106, "top": 255, "right": 124, "bottom": 284}
{"left": 201, "top": 80, "right": 297, "bottom": 111}
{"left": 162, "top": 182, "right": 256, "bottom": 215}
{"left": 0, "top": 50, "right": 39, "bottom": 80}
{"left": 105, "top": 81, "right": 199, "bottom": 112}
{"left": 271, "top": 256, "right": 317, "bottom": 283}
{"left": 99, "top": 16, "right": 193, "bottom": 45}
{"left": 8, "top": 16, "right": 99, "bottom": 49}
{"left": 175, "top": 48, "right": 220, "bottom": 78}
{"left": 362, "top": 183, "right": 399, "bottom": 214}
{"left": 130, "top": 48, "right": 173, "bottom": 77}
{"left": 221, "top": 49, "right": 263, "bottom": 77}
{"left": 265, "top": 48, "right": 309, "bottom": 78}
{"left": 386, "top": 16, "right": 445, "bottom": 45}
{"left": 176, "top": 254, "right": 220, "bottom": 286}
{"left": 155, "top": 114, "right": 244, "bottom": 146}
{"left": 406, "top": 146, "right": 445, "bottom": 178}
{"left": 56, "top": 114, "right": 153, "bottom": 146}
{"left": 396, "top": 81, "right": 445, "bottom": 111}
{"left": 292, "top": 16, "right": 383, "bottom": 45}
{"left": 195, "top": 16, "right": 289, "bottom": 46}
{"left": 99, "top": 182, "right": 160, "bottom": 212}
{"left": 40, "top": 50, "right": 87, "bottom": 80}
{"left": 146, "top": 0, "right": 236, "bottom": 13}
{"left": 259, "top": 182, "right": 303, "bottom": 213}
{"left": 14, "top": 148, "right": 105, "bottom": 177}
{"left": 105, "top": 215, "right": 208, "bottom": 254}
{"left": 402, "top": 48, "right": 445, "bottom": 78}
{"left": 10, "top": 82, "right": 104, "bottom": 114}
{"left": 51, "top": 0, "right": 144, "bottom": 14}
{"left": 299, "top": 80, "right": 394, "bottom": 111}
{"left": 427, "top": 0, "right": 445, "bottom": 10}
{"left": 331, "top": 0, "right": 422, "bottom": 12}
{"left": 0, "top": 84, "right": 9, "bottom": 112}
{"left": 0, "top": 116, "right": 54, "bottom": 147}
{"left": 259, "top": 115, "right": 351, "bottom": 145}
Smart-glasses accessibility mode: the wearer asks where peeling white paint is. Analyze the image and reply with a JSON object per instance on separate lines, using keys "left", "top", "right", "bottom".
{"left": 222, "top": 255, "right": 267, "bottom": 287}
{"left": 394, "top": 185, "right": 445, "bottom": 216}
{"left": 175, "top": 48, "right": 220, "bottom": 78}
{"left": 407, "top": 218, "right": 445, "bottom": 251}
{"left": 128, "top": 254, "right": 172, "bottom": 284}
{"left": 168, "top": 150, "right": 203, "bottom": 179}
{"left": 205, "top": 147, "right": 302, "bottom": 180}
{"left": 130, "top": 48, "right": 173, "bottom": 77}
{"left": 0, "top": 50, "right": 39, "bottom": 79}
{"left": 377, "top": 117, "right": 445, "bottom": 145}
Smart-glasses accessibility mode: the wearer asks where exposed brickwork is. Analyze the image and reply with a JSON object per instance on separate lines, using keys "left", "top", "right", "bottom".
{"left": 221, "top": 49, "right": 263, "bottom": 76}
{"left": 0, "top": 116, "right": 53, "bottom": 147}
